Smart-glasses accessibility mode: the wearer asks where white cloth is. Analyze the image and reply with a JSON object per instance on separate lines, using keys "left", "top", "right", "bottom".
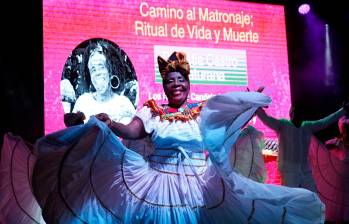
{"left": 20, "top": 92, "right": 325, "bottom": 223}
{"left": 231, "top": 125, "right": 267, "bottom": 183}
{"left": 257, "top": 107, "right": 344, "bottom": 191}
{"left": 73, "top": 92, "right": 135, "bottom": 124}
{"left": 0, "top": 133, "right": 45, "bottom": 224}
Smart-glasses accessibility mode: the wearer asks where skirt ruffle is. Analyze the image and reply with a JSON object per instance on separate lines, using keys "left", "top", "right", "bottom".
{"left": 32, "top": 117, "right": 325, "bottom": 224}
{"left": 309, "top": 136, "right": 349, "bottom": 221}
{"left": 0, "top": 133, "right": 45, "bottom": 224}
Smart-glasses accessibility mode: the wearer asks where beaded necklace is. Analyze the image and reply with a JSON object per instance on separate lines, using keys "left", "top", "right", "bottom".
{"left": 144, "top": 99, "right": 205, "bottom": 122}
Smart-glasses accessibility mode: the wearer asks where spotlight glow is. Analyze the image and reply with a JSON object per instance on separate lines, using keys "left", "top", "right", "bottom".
{"left": 325, "top": 24, "right": 334, "bottom": 86}
{"left": 298, "top": 3, "right": 310, "bottom": 15}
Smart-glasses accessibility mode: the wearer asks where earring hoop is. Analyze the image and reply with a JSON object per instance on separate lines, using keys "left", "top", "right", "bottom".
{"left": 110, "top": 75, "right": 120, "bottom": 89}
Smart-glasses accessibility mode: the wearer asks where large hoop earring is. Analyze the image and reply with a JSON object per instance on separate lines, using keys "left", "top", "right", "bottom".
{"left": 110, "top": 75, "right": 120, "bottom": 89}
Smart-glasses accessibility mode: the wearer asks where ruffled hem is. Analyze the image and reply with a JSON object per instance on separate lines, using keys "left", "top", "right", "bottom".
{"left": 31, "top": 116, "right": 324, "bottom": 223}
{"left": 309, "top": 136, "right": 349, "bottom": 221}
{"left": 0, "top": 133, "right": 45, "bottom": 224}
{"left": 1, "top": 92, "right": 325, "bottom": 224}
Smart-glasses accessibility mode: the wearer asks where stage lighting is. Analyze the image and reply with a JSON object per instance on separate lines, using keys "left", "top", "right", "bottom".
{"left": 325, "top": 24, "right": 334, "bottom": 86}
{"left": 298, "top": 3, "right": 310, "bottom": 15}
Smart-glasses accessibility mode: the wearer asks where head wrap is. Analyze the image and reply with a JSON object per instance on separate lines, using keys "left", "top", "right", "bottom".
{"left": 157, "top": 52, "right": 190, "bottom": 80}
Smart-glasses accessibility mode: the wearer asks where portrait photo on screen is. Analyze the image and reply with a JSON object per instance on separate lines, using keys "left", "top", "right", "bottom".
{"left": 60, "top": 38, "right": 139, "bottom": 125}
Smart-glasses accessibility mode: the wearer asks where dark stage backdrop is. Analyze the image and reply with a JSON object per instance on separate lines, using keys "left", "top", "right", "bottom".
{"left": 1, "top": 1, "right": 43, "bottom": 145}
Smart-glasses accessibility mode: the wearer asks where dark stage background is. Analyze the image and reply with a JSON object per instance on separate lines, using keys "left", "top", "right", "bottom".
{"left": 1, "top": 0, "right": 348, "bottom": 146}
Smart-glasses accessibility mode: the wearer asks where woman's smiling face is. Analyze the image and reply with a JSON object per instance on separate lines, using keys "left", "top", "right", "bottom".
{"left": 88, "top": 52, "right": 110, "bottom": 94}
{"left": 163, "top": 71, "right": 190, "bottom": 108}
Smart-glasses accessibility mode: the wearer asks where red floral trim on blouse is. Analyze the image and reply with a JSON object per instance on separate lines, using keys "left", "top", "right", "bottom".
{"left": 144, "top": 99, "right": 205, "bottom": 122}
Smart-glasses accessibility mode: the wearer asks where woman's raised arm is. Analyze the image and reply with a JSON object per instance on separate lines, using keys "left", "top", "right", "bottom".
{"left": 95, "top": 113, "right": 147, "bottom": 139}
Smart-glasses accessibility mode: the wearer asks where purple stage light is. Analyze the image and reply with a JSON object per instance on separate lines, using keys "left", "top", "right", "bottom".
{"left": 298, "top": 3, "right": 310, "bottom": 15}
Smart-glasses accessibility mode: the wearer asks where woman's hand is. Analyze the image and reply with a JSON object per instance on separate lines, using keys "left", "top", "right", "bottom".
{"left": 246, "top": 86, "right": 268, "bottom": 109}
{"left": 95, "top": 113, "right": 112, "bottom": 126}
{"left": 64, "top": 112, "right": 85, "bottom": 127}
{"left": 343, "top": 101, "right": 349, "bottom": 117}
{"left": 256, "top": 86, "right": 265, "bottom": 93}
{"left": 246, "top": 86, "right": 265, "bottom": 93}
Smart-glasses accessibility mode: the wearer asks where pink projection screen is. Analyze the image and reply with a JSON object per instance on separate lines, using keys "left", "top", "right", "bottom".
{"left": 43, "top": 0, "right": 290, "bottom": 140}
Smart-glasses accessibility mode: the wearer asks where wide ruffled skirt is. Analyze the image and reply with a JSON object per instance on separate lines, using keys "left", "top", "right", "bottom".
{"left": 0, "top": 94, "right": 324, "bottom": 224}
{"left": 30, "top": 118, "right": 324, "bottom": 224}
{"left": 30, "top": 92, "right": 324, "bottom": 224}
